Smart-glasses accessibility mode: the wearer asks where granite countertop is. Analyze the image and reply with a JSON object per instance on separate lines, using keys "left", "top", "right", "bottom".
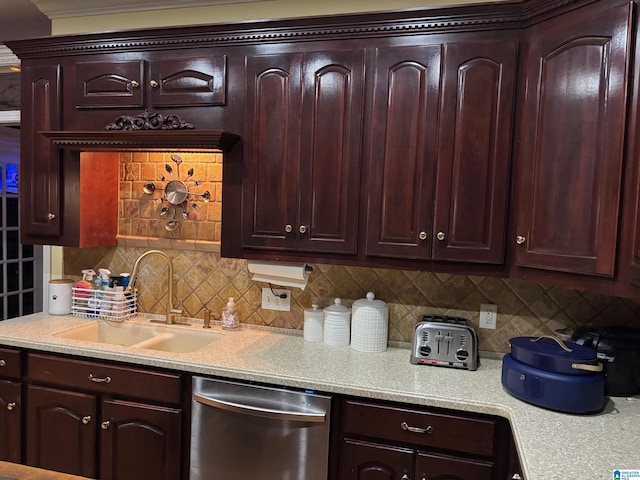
{"left": 1, "top": 313, "right": 639, "bottom": 480}
{"left": 0, "top": 461, "right": 89, "bottom": 480}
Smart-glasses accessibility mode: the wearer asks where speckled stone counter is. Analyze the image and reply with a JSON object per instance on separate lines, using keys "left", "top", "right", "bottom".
{"left": 1, "top": 313, "right": 639, "bottom": 480}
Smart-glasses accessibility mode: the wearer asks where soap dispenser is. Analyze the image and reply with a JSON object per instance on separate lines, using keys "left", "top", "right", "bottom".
{"left": 221, "top": 297, "right": 239, "bottom": 330}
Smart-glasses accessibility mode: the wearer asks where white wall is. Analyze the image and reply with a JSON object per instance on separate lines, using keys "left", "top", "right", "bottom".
{"left": 51, "top": 0, "right": 490, "bottom": 34}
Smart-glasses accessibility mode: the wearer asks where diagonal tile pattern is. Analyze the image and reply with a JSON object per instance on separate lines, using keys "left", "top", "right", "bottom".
{"left": 63, "top": 247, "right": 640, "bottom": 353}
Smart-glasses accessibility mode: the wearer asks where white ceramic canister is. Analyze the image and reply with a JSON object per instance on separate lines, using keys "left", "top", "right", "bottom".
{"left": 303, "top": 304, "right": 324, "bottom": 342}
{"left": 351, "top": 292, "right": 389, "bottom": 353}
{"left": 323, "top": 298, "right": 351, "bottom": 347}
{"left": 48, "top": 278, "right": 74, "bottom": 315}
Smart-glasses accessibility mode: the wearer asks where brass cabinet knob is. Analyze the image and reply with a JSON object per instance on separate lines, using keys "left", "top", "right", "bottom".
{"left": 512, "top": 475, "right": 523, "bottom": 480}
{"left": 516, "top": 235, "right": 526, "bottom": 245}
{"left": 6, "top": 402, "right": 16, "bottom": 411}
{"left": 299, "top": 225, "right": 307, "bottom": 234}
{"left": 130, "top": 80, "right": 139, "bottom": 88}
{"left": 82, "top": 415, "right": 91, "bottom": 425}
{"left": 401, "top": 475, "right": 409, "bottom": 480}
{"left": 47, "top": 213, "right": 55, "bottom": 221}
{"left": 418, "top": 231, "right": 427, "bottom": 241}
{"left": 101, "top": 421, "right": 110, "bottom": 430}
{"left": 0, "top": 359, "right": 5, "bottom": 367}
{"left": 285, "top": 224, "right": 293, "bottom": 233}
{"left": 150, "top": 80, "right": 159, "bottom": 88}
{"left": 436, "top": 231, "right": 446, "bottom": 241}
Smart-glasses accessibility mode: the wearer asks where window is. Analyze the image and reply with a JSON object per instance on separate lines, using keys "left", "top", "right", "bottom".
{"left": 0, "top": 128, "right": 43, "bottom": 319}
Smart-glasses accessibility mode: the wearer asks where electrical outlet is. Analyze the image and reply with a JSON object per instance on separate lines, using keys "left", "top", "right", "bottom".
{"left": 261, "top": 287, "right": 291, "bottom": 311}
{"left": 479, "top": 303, "right": 498, "bottom": 329}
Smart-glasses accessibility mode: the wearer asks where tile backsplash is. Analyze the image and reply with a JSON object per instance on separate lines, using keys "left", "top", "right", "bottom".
{"left": 63, "top": 246, "right": 640, "bottom": 353}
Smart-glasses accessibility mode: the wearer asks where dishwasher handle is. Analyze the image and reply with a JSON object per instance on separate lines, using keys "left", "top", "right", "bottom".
{"left": 193, "top": 392, "right": 327, "bottom": 423}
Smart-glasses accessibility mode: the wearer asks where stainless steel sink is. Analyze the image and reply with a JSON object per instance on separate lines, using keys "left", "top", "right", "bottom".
{"left": 54, "top": 321, "right": 220, "bottom": 353}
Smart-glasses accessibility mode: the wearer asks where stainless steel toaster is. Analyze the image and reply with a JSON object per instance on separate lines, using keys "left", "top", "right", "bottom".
{"left": 410, "top": 315, "right": 479, "bottom": 370}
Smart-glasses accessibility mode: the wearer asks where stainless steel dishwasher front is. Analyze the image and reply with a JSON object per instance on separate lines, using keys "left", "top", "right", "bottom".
{"left": 189, "top": 376, "right": 332, "bottom": 480}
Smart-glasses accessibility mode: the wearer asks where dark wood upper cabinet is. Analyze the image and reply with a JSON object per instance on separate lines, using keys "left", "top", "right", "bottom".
{"left": 512, "top": 0, "right": 632, "bottom": 277}
{"left": 242, "top": 49, "right": 364, "bottom": 254}
{"left": 434, "top": 40, "right": 517, "bottom": 264}
{"left": 75, "top": 55, "right": 227, "bottom": 108}
{"left": 20, "top": 64, "right": 61, "bottom": 239}
{"left": 366, "top": 39, "right": 516, "bottom": 264}
{"left": 365, "top": 45, "right": 442, "bottom": 260}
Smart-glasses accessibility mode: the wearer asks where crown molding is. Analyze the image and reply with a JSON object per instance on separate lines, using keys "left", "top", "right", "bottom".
{"left": 31, "top": 0, "right": 265, "bottom": 19}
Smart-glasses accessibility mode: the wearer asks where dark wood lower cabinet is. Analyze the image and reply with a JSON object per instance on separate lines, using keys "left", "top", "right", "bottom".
{"left": 26, "top": 385, "right": 96, "bottom": 478}
{"left": 25, "top": 353, "right": 185, "bottom": 480}
{"left": 100, "top": 399, "right": 181, "bottom": 480}
{"left": 0, "top": 380, "right": 21, "bottom": 463}
{"left": 338, "top": 398, "right": 506, "bottom": 480}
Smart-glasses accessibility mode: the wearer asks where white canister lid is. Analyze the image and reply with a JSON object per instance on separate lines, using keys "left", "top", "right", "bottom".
{"left": 304, "top": 304, "right": 324, "bottom": 316}
{"left": 49, "top": 278, "right": 73, "bottom": 285}
{"left": 352, "top": 292, "right": 387, "bottom": 310}
{"left": 323, "top": 298, "right": 351, "bottom": 314}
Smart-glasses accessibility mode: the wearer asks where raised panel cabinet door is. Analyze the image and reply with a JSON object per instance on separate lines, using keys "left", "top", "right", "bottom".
{"left": 149, "top": 55, "right": 227, "bottom": 107}
{"left": 20, "top": 63, "right": 61, "bottom": 239}
{"left": 434, "top": 40, "right": 517, "bottom": 264}
{"left": 100, "top": 398, "right": 182, "bottom": 480}
{"left": 26, "top": 384, "right": 96, "bottom": 478}
{"left": 297, "top": 49, "right": 365, "bottom": 254}
{"left": 0, "top": 380, "right": 21, "bottom": 463}
{"left": 75, "top": 60, "right": 145, "bottom": 108}
{"left": 514, "top": 1, "right": 632, "bottom": 276}
{"left": 340, "top": 438, "right": 413, "bottom": 480}
{"left": 366, "top": 45, "right": 442, "bottom": 259}
{"left": 414, "top": 451, "right": 494, "bottom": 480}
{"left": 242, "top": 53, "right": 302, "bottom": 250}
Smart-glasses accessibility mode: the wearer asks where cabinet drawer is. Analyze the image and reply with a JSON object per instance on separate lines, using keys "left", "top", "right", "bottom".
{"left": 343, "top": 399, "right": 495, "bottom": 456}
{"left": 27, "top": 353, "right": 182, "bottom": 405}
{"left": 0, "top": 348, "right": 22, "bottom": 379}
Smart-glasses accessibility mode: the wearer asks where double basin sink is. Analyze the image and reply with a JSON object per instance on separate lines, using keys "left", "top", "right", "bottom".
{"left": 54, "top": 320, "right": 220, "bottom": 353}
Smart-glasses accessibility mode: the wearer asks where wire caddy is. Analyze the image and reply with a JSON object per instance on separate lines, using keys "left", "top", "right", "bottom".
{"left": 71, "top": 287, "right": 137, "bottom": 322}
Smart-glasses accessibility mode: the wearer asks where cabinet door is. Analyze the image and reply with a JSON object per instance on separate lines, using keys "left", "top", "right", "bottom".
{"left": 340, "top": 438, "right": 413, "bottom": 480}
{"left": 20, "top": 64, "right": 61, "bottom": 239}
{"left": 297, "top": 50, "right": 364, "bottom": 254}
{"left": 0, "top": 380, "right": 21, "bottom": 463}
{"left": 415, "top": 451, "right": 494, "bottom": 480}
{"left": 26, "top": 385, "right": 96, "bottom": 478}
{"left": 76, "top": 60, "right": 145, "bottom": 108}
{"left": 149, "top": 55, "right": 227, "bottom": 107}
{"left": 366, "top": 45, "right": 441, "bottom": 259}
{"left": 434, "top": 40, "right": 517, "bottom": 264}
{"left": 100, "top": 399, "right": 182, "bottom": 480}
{"left": 242, "top": 53, "right": 302, "bottom": 250}
{"left": 513, "top": 1, "right": 632, "bottom": 276}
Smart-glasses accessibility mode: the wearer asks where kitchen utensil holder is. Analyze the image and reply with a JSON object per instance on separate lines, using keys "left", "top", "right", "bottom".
{"left": 71, "top": 287, "right": 137, "bottom": 321}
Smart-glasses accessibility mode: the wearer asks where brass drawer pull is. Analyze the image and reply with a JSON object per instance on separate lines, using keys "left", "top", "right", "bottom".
{"left": 88, "top": 373, "right": 112, "bottom": 384}
{"left": 6, "top": 402, "right": 16, "bottom": 411}
{"left": 400, "top": 421, "right": 433, "bottom": 435}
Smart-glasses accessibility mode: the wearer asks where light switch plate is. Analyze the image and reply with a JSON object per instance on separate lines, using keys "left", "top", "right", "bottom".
{"left": 261, "top": 287, "right": 291, "bottom": 311}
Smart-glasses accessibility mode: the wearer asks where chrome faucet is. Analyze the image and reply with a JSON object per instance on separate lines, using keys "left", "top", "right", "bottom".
{"left": 126, "top": 250, "right": 183, "bottom": 325}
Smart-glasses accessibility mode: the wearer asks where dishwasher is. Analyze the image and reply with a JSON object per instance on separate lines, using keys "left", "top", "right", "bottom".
{"left": 190, "top": 376, "right": 332, "bottom": 480}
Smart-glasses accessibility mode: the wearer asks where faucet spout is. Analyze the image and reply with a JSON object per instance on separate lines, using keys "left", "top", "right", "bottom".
{"left": 126, "top": 250, "right": 183, "bottom": 325}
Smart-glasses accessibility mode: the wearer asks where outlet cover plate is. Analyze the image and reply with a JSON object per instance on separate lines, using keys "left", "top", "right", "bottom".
{"left": 479, "top": 303, "right": 498, "bottom": 329}
{"left": 261, "top": 287, "right": 291, "bottom": 311}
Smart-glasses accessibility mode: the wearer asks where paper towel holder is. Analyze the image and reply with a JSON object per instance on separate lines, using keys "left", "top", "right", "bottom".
{"left": 247, "top": 261, "right": 313, "bottom": 290}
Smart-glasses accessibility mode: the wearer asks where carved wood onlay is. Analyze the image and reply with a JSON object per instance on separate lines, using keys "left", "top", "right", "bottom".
{"left": 105, "top": 110, "right": 194, "bottom": 131}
